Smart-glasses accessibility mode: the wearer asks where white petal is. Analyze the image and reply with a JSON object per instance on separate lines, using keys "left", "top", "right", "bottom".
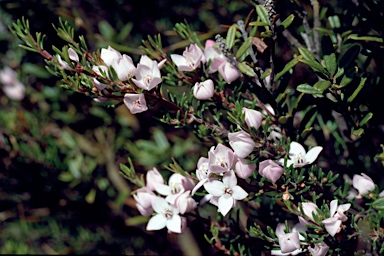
{"left": 154, "top": 183, "right": 172, "bottom": 196}
{"left": 329, "top": 200, "right": 338, "bottom": 217}
{"left": 191, "top": 178, "right": 207, "bottom": 195}
{"left": 322, "top": 217, "right": 341, "bottom": 237}
{"left": 151, "top": 197, "right": 169, "bottom": 213}
{"left": 305, "top": 146, "right": 323, "bottom": 164}
{"left": 204, "top": 180, "right": 225, "bottom": 197}
{"left": 289, "top": 142, "right": 306, "bottom": 157}
{"left": 166, "top": 214, "right": 182, "bottom": 233}
{"left": 146, "top": 214, "right": 167, "bottom": 231}
{"left": 218, "top": 195, "right": 234, "bottom": 216}
{"left": 232, "top": 186, "right": 248, "bottom": 200}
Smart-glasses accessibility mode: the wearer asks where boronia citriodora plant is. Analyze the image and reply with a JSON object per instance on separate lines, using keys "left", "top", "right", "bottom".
{"left": 7, "top": 0, "right": 384, "bottom": 254}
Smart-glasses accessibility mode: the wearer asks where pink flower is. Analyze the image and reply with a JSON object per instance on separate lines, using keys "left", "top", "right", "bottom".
{"left": 228, "top": 130, "right": 255, "bottom": 158}
{"left": 204, "top": 40, "right": 225, "bottom": 73}
{"left": 146, "top": 196, "right": 182, "bottom": 233}
{"left": 191, "top": 157, "right": 210, "bottom": 195}
{"left": 174, "top": 191, "right": 197, "bottom": 214}
{"left": 111, "top": 55, "right": 136, "bottom": 81}
{"left": 208, "top": 143, "right": 236, "bottom": 174}
{"left": 321, "top": 200, "right": 350, "bottom": 237}
{"left": 0, "top": 67, "right": 25, "bottom": 100}
{"left": 133, "top": 187, "right": 156, "bottom": 216}
{"left": 242, "top": 107, "right": 263, "bottom": 129}
{"left": 272, "top": 223, "right": 306, "bottom": 255}
{"left": 308, "top": 241, "right": 329, "bottom": 256}
{"left": 145, "top": 167, "right": 164, "bottom": 191}
{"left": 258, "top": 160, "right": 284, "bottom": 183}
{"left": 278, "top": 142, "right": 323, "bottom": 168}
{"left": 352, "top": 173, "right": 375, "bottom": 195}
{"left": 235, "top": 158, "right": 256, "bottom": 179}
{"left": 193, "top": 79, "right": 214, "bottom": 100}
{"left": 218, "top": 61, "right": 240, "bottom": 84}
{"left": 101, "top": 46, "right": 122, "bottom": 66}
{"left": 123, "top": 93, "right": 148, "bottom": 114}
{"left": 204, "top": 170, "right": 248, "bottom": 216}
{"left": 57, "top": 48, "right": 79, "bottom": 70}
{"left": 300, "top": 202, "right": 319, "bottom": 223}
{"left": 171, "top": 44, "right": 205, "bottom": 71}
{"left": 132, "top": 55, "right": 162, "bottom": 90}
{"left": 278, "top": 232, "right": 301, "bottom": 254}
{"left": 154, "top": 173, "right": 195, "bottom": 204}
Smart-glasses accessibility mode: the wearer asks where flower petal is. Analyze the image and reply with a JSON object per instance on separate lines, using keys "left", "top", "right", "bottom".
{"left": 204, "top": 180, "right": 225, "bottom": 197}
{"left": 305, "top": 146, "right": 323, "bottom": 164}
{"left": 146, "top": 213, "right": 167, "bottom": 231}
{"left": 232, "top": 185, "right": 248, "bottom": 200}
{"left": 289, "top": 142, "right": 306, "bottom": 158}
{"left": 218, "top": 195, "right": 234, "bottom": 216}
{"left": 167, "top": 214, "right": 182, "bottom": 233}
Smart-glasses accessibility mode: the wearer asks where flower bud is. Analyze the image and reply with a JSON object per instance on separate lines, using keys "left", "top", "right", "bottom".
{"left": 193, "top": 79, "right": 214, "bottom": 100}
{"left": 352, "top": 173, "right": 375, "bottom": 195}
{"left": 228, "top": 130, "right": 255, "bottom": 158}
{"left": 258, "top": 160, "right": 284, "bottom": 183}
{"left": 242, "top": 107, "right": 263, "bottom": 129}
{"left": 235, "top": 158, "right": 256, "bottom": 179}
{"left": 123, "top": 93, "right": 148, "bottom": 114}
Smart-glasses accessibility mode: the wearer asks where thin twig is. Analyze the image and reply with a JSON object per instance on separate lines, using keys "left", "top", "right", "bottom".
{"left": 311, "top": 0, "right": 321, "bottom": 59}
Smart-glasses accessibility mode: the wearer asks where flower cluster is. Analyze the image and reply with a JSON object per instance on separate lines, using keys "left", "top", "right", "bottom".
{"left": 133, "top": 168, "right": 197, "bottom": 233}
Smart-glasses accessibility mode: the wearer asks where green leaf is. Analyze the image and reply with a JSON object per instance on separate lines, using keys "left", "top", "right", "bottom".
{"left": 261, "top": 68, "right": 272, "bottom": 80}
{"left": 333, "top": 67, "right": 344, "bottom": 80}
{"left": 323, "top": 53, "right": 337, "bottom": 76}
{"left": 238, "top": 62, "right": 256, "bottom": 77}
{"left": 313, "top": 80, "right": 331, "bottom": 92}
{"left": 347, "top": 77, "right": 367, "bottom": 102}
{"left": 256, "top": 5, "right": 270, "bottom": 25}
{"left": 85, "top": 188, "right": 96, "bottom": 204}
{"left": 348, "top": 34, "right": 384, "bottom": 43}
{"left": 280, "top": 14, "right": 295, "bottom": 30}
{"left": 359, "top": 112, "right": 373, "bottom": 127}
{"left": 22, "top": 63, "right": 51, "bottom": 79}
{"left": 298, "top": 56, "right": 328, "bottom": 75}
{"left": 274, "top": 57, "right": 299, "bottom": 81}
{"left": 298, "top": 47, "right": 317, "bottom": 61}
{"left": 372, "top": 197, "right": 384, "bottom": 210}
{"left": 297, "top": 84, "right": 323, "bottom": 96}
{"left": 236, "top": 37, "right": 252, "bottom": 59}
{"left": 248, "top": 21, "right": 270, "bottom": 27}
{"left": 226, "top": 24, "right": 237, "bottom": 50}
{"left": 352, "top": 128, "right": 364, "bottom": 136}
{"left": 98, "top": 20, "right": 115, "bottom": 40}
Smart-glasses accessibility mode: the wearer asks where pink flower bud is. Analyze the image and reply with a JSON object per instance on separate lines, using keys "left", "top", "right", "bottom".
{"left": 278, "top": 232, "right": 300, "bottom": 254}
{"left": 101, "top": 46, "right": 122, "bottom": 66}
{"left": 218, "top": 61, "right": 240, "bottom": 84}
{"left": 145, "top": 167, "right": 164, "bottom": 191}
{"left": 174, "top": 191, "right": 197, "bottom": 214}
{"left": 228, "top": 130, "right": 255, "bottom": 158}
{"left": 235, "top": 158, "right": 256, "bottom": 179}
{"left": 258, "top": 160, "right": 284, "bottom": 183}
{"left": 308, "top": 241, "right": 329, "bottom": 256}
{"left": 242, "top": 107, "right": 263, "bottom": 129}
{"left": 193, "top": 79, "right": 214, "bottom": 100}
{"left": 352, "top": 173, "right": 375, "bottom": 195}
{"left": 133, "top": 187, "right": 155, "bottom": 216}
{"left": 123, "top": 93, "right": 148, "bottom": 114}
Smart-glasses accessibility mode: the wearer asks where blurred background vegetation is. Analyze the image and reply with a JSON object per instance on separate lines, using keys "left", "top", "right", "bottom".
{"left": 1, "top": 0, "right": 384, "bottom": 254}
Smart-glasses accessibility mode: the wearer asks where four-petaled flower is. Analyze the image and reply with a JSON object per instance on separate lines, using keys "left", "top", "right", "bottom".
{"left": 204, "top": 170, "right": 248, "bottom": 216}
{"left": 132, "top": 55, "right": 162, "bottom": 91}
{"left": 171, "top": 44, "right": 205, "bottom": 71}
{"left": 322, "top": 199, "right": 351, "bottom": 237}
{"left": 123, "top": 93, "right": 148, "bottom": 114}
{"left": 279, "top": 141, "right": 323, "bottom": 168}
{"left": 352, "top": 173, "right": 375, "bottom": 196}
{"left": 146, "top": 196, "right": 183, "bottom": 233}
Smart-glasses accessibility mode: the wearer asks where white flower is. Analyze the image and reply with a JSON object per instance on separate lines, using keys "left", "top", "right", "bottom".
{"left": 278, "top": 142, "right": 323, "bottom": 168}
{"left": 193, "top": 79, "right": 214, "bottom": 100}
{"left": 204, "top": 170, "right": 248, "bottom": 216}
{"left": 171, "top": 44, "right": 205, "bottom": 71}
{"left": 352, "top": 173, "right": 375, "bottom": 196}
{"left": 146, "top": 196, "right": 182, "bottom": 233}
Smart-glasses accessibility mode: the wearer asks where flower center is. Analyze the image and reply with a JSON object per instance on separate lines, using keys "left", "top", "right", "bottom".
{"left": 144, "top": 74, "right": 152, "bottom": 86}
{"left": 216, "top": 156, "right": 228, "bottom": 169}
{"left": 224, "top": 187, "right": 233, "bottom": 198}
{"left": 186, "top": 56, "right": 195, "bottom": 67}
{"left": 170, "top": 182, "right": 183, "bottom": 195}
{"left": 163, "top": 208, "right": 173, "bottom": 219}
{"left": 293, "top": 153, "right": 306, "bottom": 165}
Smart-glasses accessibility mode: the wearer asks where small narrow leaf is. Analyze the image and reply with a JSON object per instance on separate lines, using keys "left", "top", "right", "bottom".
{"left": 256, "top": 5, "right": 270, "bottom": 26}
{"left": 249, "top": 21, "right": 270, "bottom": 27}
{"left": 236, "top": 37, "right": 252, "bottom": 59}
{"left": 313, "top": 80, "right": 331, "bottom": 92}
{"left": 359, "top": 112, "right": 373, "bottom": 127}
{"left": 274, "top": 57, "right": 299, "bottom": 81}
{"left": 347, "top": 34, "right": 384, "bottom": 43}
{"left": 323, "top": 53, "right": 337, "bottom": 76}
{"left": 280, "top": 14, "right": 295, "bottom": 30}
{"left": 297, "top": 84, "right": 323, "bottom": 96}
{"left": 298, "top": 47, "right": 317, "bottom": 61}
{"left": 347, "top": 77, "right": 367, "bottom": 102}
{"left": 238, "top": 62, "right": 256, "bottom": 77}
{"left": 226, "top": 24, "right": 237, "bottom": 50}
{"left": 372, "top": 197, "right": 384, "bottom": 210}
